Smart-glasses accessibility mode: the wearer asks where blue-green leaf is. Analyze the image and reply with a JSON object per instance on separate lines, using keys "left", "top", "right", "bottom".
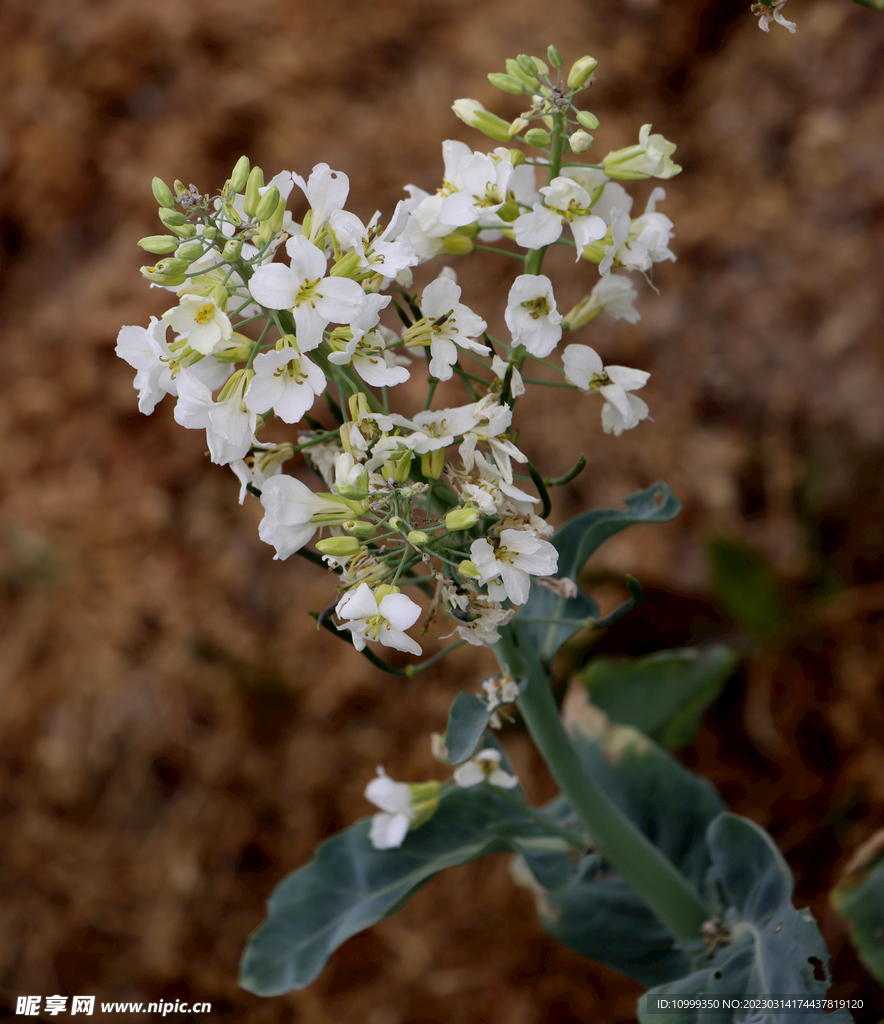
{"left": 444, "top": 691, "right": 491, "bottom": 764}
{"left": 239, "top": 778, "right": 580, "bottom": 995}
{"left": 831, "top": 829, "right": 884, "bottom": 985}
{"left": 516, "top": 690, "right": 724, "bottom": 987}
{"left": 640, "top": 814, "right": 851, "bottom": 1023}
{"left": 581, "top": 645, "right": 738, "bottom": 749}
{"left": 512, "top": 483, "right": 681, "bottom": 662}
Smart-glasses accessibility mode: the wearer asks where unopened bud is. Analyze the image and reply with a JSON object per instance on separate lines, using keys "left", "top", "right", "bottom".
{"left": 567, "top": 55, "right": 598, "bottom": 91}
{"left": 458, "top": 559, "right": 481, "bottom": 579}
{"left": 508, "top": 148, "right": 527, "bottom": 167}
{"left": 257, "top": 219, "right": 274, "bottom": 246}
{"left": 506, "top": 58, "right": 539, "bottom": 89}
{"left": 343, "top": 520, "right": 376, "bottom": 539}
{"left": 255, "top": 185, "right": 280, "bottom": 223}
{"left": 337, "top": 483, "right": 369, "bottom": 501}
{"left": 152, "top": 177, "right": 176, "bottom": 209}
{"left": 576, "top": 110, "right": 600, "bottom": 130}
{"left": 446, "top": 507, "right": 480, "bottom": 531}
{"left": 530, "top": 55, "right": 549, "bottom": 75}
{"left": 270, "top": 195, "right": 287, "bottom": 234}
{"left": 451, "top": 99, "right": 513, "bottom": 144}
{"left": 516, "top": 54, "right": 539, "bottom": 77}
{"left": 441, "top": 233, "right": 474, "bottom": 256}
{"left": 159, "top": 208, "right": 195, "bottom": 238}
{"left": 153, "top": 257, "right": 188, "bottom": 275}
{"left": 138, "top": 235, "right": 179, "bottom": 254}
{"left": 212, "top": 339, "right": 254, "bottom": 362}
{"left": 175, "top": 241, "right": 205, "bottom": 262}
{"left": 243, "top": 166, "right": 264, "bottom": 218}
{"left": 509, "top": 117, "right": 530, "bottom": 137}
{"left": 315, "top": 537, "right": 361, "bottom": 557}
{"left": 420, "top": 449, "right": 445, "bottom": 479}
{"left": 407, "top": 780, "right": 442, "bottom": 828}
{"left": 569, "top": 130, "right": 594, "bottom": 153}
{"left": 202, "top": 226, "right": 218, "bottom": 240}
{"left": 488, "top": 72, "right": 524, "bottom": 95}
{"left": 524, "top": 128, "right": 551, "bottom": 148}
{"left": 222, "top": 238, "right": 243, "bottom": 262}
{"left": 229, "top": 155, "right": 250, "bottom": 193}
{"left": 221, "top": 201, "right": 242, "bottom": 227}
{"left": 329, "top": 248, "right": 362, "bottom": 278}
{"left": 407, "top": 530, "right": 430, "bottom": 546}
{"left": 547, "top": 44, "right": 563, "bottom": 69}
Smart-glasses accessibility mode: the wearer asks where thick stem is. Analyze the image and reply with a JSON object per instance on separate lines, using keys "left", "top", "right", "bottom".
{"left": 501, "top": 641, "right": 709, "bottom": 942}
{"left": 523, "top": 115, "right": 568, "bottom": 279}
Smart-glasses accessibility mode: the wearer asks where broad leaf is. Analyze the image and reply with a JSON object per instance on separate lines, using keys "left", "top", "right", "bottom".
{"left": 831, "top": 828, "right": 884, "bottom": 985}
{"left": 580, "top": 645, "right": 738, "bottom": 749}
{"left": 444, "top": 691, "right": 491, "bottom": 764}
{"left": 513, "top": 483, "right": 681, "bottom": 662}
{"left": 514, "top": 688, "right": 725, "bottom": 988}
{"left": 240, "top": 759, "right": 582, "bottom": 995}
{"left": 708, "top": 536, "right": 788, "bottom": 641}
{"left": 640, "top": 814, "right": 851, "bottom": 1023}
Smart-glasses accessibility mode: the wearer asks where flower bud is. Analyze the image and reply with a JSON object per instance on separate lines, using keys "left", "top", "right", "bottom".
{"left": 152, "top": 177, "right": 176, "bottom": 209}
{"left": 257, "top": 219, "right": 274, "bottom": 246}
{"left": 158, "top": 208, "right": 196, "bottom": 238}
{"left": 315, "top": 537, "right": 362, "bottom": 557}
{"left": 343, "top": 520, "right": 376, "bottom": 539}
{"left": 440, "top": 233, "right": 474, "bottom": 256}
{"left": 406, "top": 530, "right": 430, "bottom": 547}
{"left": 243, "top": 166, "right": 264, "bottom": 218}
{"left": 547, "top": 44, "right": 563, "bottom": 69}
{"left": 337, "top": 483, "right": 369, "bottom": 501}
{"left": 382, "top": 447, "right": 413, "bottom": 484}
{"left": 516, "top": 53, "right": 540, "bottom": 77}
{"left": 458, "top": 559, "right": 481, "bottom": 579}
{"left": 567, "top": 55, "right": 598, "bottom": 90}
{"left": 420, "top": 449, "right": 445, "bottom": 479}
{"left": 576, "top": 110, "right": 600, "bottom": 130}
{"left": 270, "top": 195, "right": 287, "bottom": 234}
{"left": 509, "top": 117, "right": 530, "bottom": 137}
{"left": 175, "top": 241, "right": 204, "bottom": 262}
{"left": 505, "top": 58, "right": 539, "bottom": 89}
{"left": 488, "top": 72, "right": 524, "bottom": 94}
{"left": 254, "top": 185, "right": 280, "bottom": 223}
{"left": 530, "top": 55, "right": 549, "bottom": 75}
{"left": 407, "top": 781, "right": 442, "bottom": 828}
{"left": 451, "top": 99, "right": 513, "bottom": 144}
{"left": 212, "top": 338, "right": 254, "bottom": 362}
{"left": 222, "top": 238, "right": 243, "bottom": 261}
{"left": 569, "top": 130, "right": 594, "bottom": 153}
{"left": 138, "top": 235, "right": 179, "bottom": 254}
{"left": 202, "top": 226, "right": 218, "bottom": 240}
{"left": 446, "top": 506, "right": 480, "bottom": 531}
{"left": 508, "top": 148, "right": 527, "bottom": 167}
{"left": 329, "top": 248, "right": 362, "bottom": 278}
{"left": 153, "top": 257, "right": 189, "bottom": 275}
{"left": 221, "top": 201, "right": 242, "bottom": 227}
{"left": 524, "top": 128, "right": 551, "bottom": 148}
{"left": 229, "top": 155, "right": 250, "bottom": 193}
{"left": 374, "top": 584, "right": 400, "bottom": 602}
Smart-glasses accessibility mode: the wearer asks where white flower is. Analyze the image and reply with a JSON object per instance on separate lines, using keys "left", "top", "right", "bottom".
{"left": 248, "top": 235, "right": 366, "bottom": 350}
{"left": 754, "top": 0, "right": 796, "bottom": 33}
{"left": 336, "top": 582, "right": 422, "bottom": 655}
{"left": 505, "top": 275, "right": 564, "bottom": 357}
{"left": 439, "top": 150, "right": 514, "bottom": 226}
{"left": 164, "top": 294, "right": 232, "bottom": 356}
{"left": 230, "top": 446, "right": 293, "bottom": 504}
{"left": 598, "top": 191, "right": 676, "bottom": 276}
{"left": 562, "top": 344, "right": 650, "bottom": 436}
{"left": 405, "top": 276, "right": 488, "bottom": 381}
{"left": 173, "top": 368, "right": 259, "bottom": 465}
{"left": 365, "top": 768, "right": 415, "bottom": 850}
{"left": 480, "top": 673, "right": 521, "bottom": 727}
{"left": 491, "top": 355, "right": 525, "bottom": 398}
{"left": 470, "top": 529, "right": 558, "bottom": 606}
{"left": 115, "top": 317, "right": 176, "bottom": 414}
{"left": 453, "top": 749, "right": 519, "bottom": 789}
{"left": 328, "top": 293, "right": 411, "bottom": 388}
{"left": 257, "top": 475, "right": 346, "bottom": 559}
{"left": 564, "top": 275, "right": 640, "bottom": 329}
{"left": 513, "top": 176, "right": 606, "bottom": 259}
{"left": 329, "top": 203, "right": 417, "bottom": 280}
{"left": 292, "top": 163, "right": 350, "bottom": 243}
{"left": 245, "top": 345, "right": 325, "bottom": 424}
{"left": 602, "top": 124, "right": 681, "bottom": 181}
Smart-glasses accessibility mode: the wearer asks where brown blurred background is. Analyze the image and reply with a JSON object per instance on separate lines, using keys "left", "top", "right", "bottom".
{"left": 1, "top": 0, "right": 884, "bottom": 1020}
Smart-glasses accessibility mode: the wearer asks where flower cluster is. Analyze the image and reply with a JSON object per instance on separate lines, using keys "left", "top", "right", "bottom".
{"left": 116, "top": 48, "right": 680, "bottom": 671}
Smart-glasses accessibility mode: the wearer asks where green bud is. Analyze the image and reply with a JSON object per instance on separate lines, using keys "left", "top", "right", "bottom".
{"left": 202, "top": 225, "right": 218, "bottom": 240}
{"left": 406, "top": 530, "right": 430, "bottom": 546}
{"left": 441, "top": 233, "right": 474, "bottom": 255}
{"left": 576, "top": 110, "right": 600, "bottom": 130}
{"left": 257, "top": 219, "right": 274, "bottom": 246}
{"left": 343, "top": 520, "right": 376, "bottom": 538}
{"left": 420, "top": 450, "right": 445, "bottom": 479}
{"left": 567, "top": 55, "right": 598, "bottom": 91}
{"left": 158, "top": 208, "right": 195, "bottom": 238}
{"left": 382, "top": 447, "right": 413, "bottom": 484}
{"left": 221, "top": 201, "right": 242, "bottom": 227}
{"left": 329, "top": 248, "right": 362, "bottom": 278}
{"left": 524, "top": 128, "right": 552, "bottom": 148}
{"left": 458, "top": 559, "right": 481, "bottom": 579}
{"left": 315, "top": 537, "right": 361, "bottom": 557}
{"left": 337, "top": 483, "right": 369, "bottom": 501}
{"left": 229, "top": 155, "right": 250, "bottom": 193}
{"left": 270, "top": 195, "right": 287, "bottom": 234}
{"left": 254, "top": 185, "right": 280, "bottom": 223}
{"left": 496, "top": 202, "right": 520, "bottom": 223}
{"left": 243, "top": 166, "right": 264, "bottom": 218}
{"left": 222, "top": 238, "right": 243, "bottom": 262}
{"left": 516, "top": 54, "right": 539, "bottom": 77}
{"left": 445, "top": 506, "right": 480, "bottom": 531}
{"left": 153, "top": 257, "right": 188, "bottom": 274}
{"left": 175, "top": 241, "right": 205, "bottom": 262}
{"left": 212, "top": 340, "right": 254, "bottom": 362}
{"left": 530, "top": 56, "right": 549, "bottom": 75}
{"left": 508, "top": 147, "right": 527, "bottom": 167}
{"left": 451, "top": 99, "right": 514, "bottom": 144}
{"left": 506, "top": 58, "right": 539, "bottom": 89}
{"left": 173, "top": 179, "right": 188, "bottom": 197}
{"left": 547, "top": 44, "right": 563, "bottom": 69}
{"left": 138, "top": 235, "right": 179, "bottom": 255}
{"left": 487, "top": 72, "right": 524, "bottom": 95}
{"left": 407, "top": 780, "right": 442, "bottom": 829}
{"left": 151, "top": 177, "right": 176, "bottom": 209}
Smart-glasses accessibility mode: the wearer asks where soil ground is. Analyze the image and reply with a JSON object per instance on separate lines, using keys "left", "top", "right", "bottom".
{"left": 1, "top": 0, "right": 884, "bottom": 1021}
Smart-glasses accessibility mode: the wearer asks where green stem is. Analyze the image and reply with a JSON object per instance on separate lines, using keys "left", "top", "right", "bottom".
{"left": 523, "top": 114, "right": 568, "bottom": 278}
{"left": 491, "top": 785, "right": 588, "bottom": 850}
{"left": 499, "top": 636, "right": 708, "bottom": 942}
{"left": 404, "top": 640, "right": 466, "bottom": 677}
